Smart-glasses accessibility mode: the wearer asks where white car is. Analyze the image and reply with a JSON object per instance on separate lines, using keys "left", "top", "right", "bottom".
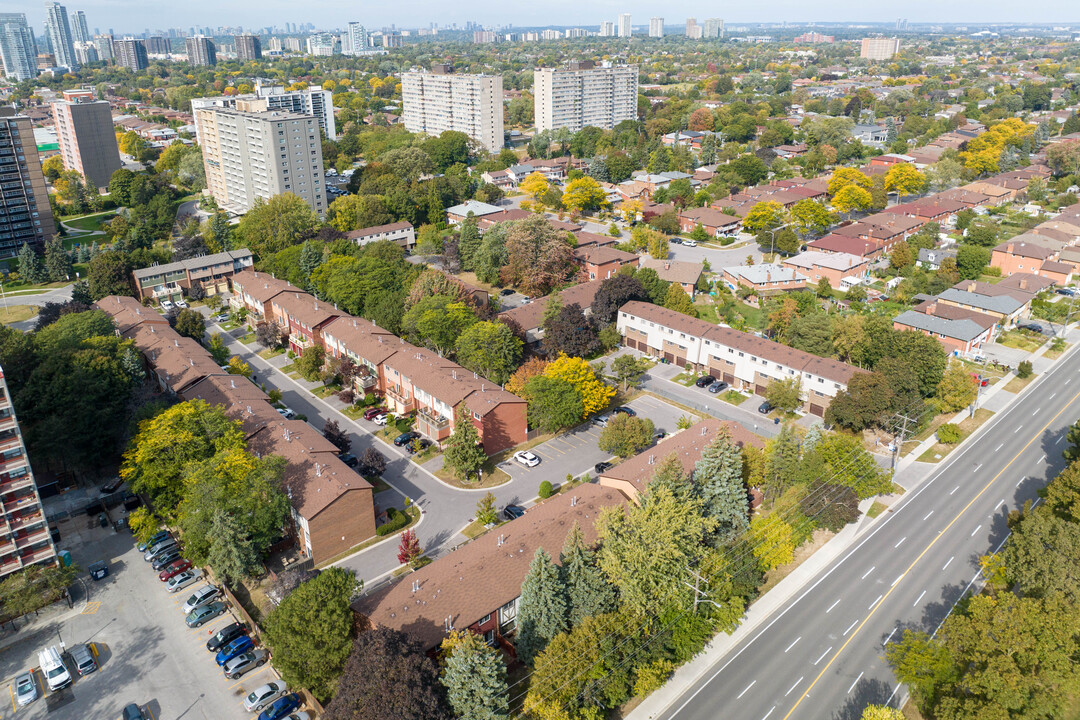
{"left": 166, "top": 569, "right": 201, "bottom": 593}
{"left": 595, "top": 414, "right": 611, "bottom": 427}
{"left": 514, "top": 451, "right": 541, "bottom": 468}
{"left": 175, "top": 299, "right": 189, "bottom": 308}
{"left": 14, "top": 671, "right": 36, "bottom": 706}
{"left": 682, "top": 240, "right": 698, "bottom": 247}
{"left": 244, "top": 681, "right": 289, "bottom": 712}
{"left": 373, "top": 414, "right": 389, "bottom": 426}
{"left": 160, "top": 300, "right": 175, "bottom": 311}
{"left": 276, "top": 407, "right": 296, "bottom": 420}
{"left": 181, "top": 584, "right": 221, "bottom": 614}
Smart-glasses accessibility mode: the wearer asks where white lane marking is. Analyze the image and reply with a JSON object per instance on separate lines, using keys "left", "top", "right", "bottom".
{"left": 996, "top": 442, "right": 1005, "bottom": 450}
{"left": 884, "top": 626, "right": 898, "bottom": 646}
{"left": 892, "top": 573, "right": 904, "bottom": 587}
{"left": 785, "top": 677, "right": 804, "bottom": 697}
{"left": 1032, "top": 409, "right": 1039, "bottom": 416}
{"left": 785, "top": 637, "right": 801, "bottom": 653}
{"left": 1050, "top": 392, "right": 1057, "bottom": 399}
{"left": 995, "top": 499, "right": 1005, "bottom": 510}
{"left": 737, "top": 680, "right": 756, "bottom": 699}
{"left": 943, "top": 556, "right": 954, "bottom": 571}
{"left": 1059, "top": 436, "right": 1067, "bottom": 445}
{"left": 1017, "top": 477, "right": 1026, "bottom": 488}
{"left": 847, "top": 672, "right": 864, "bottom": 694}
{"left": 813, "top": 647, "right": 832, "bottom": 665}
{"left": 861, "top": 566, "right": 875, "bottom": 579}
{"left": 923, "top": 511, "right": 934, "bottom": 521}
{"left": 844, "top": 620, "right": 858, "bottom": 636}
{"left": 950, "top": 485, "right": 960, "bottom": 495}
{"left": 869, "top": 594, "right": 883, "bottom": 610}
{"left": 1040, "top": 454, "right": 1046, "bottom": 463}
{"left": 894, "top": 536, "right": 906, "bottom": 548}
{"left": 914, "top": 590, "right": 927, "bottom": 607}
{"left": 973, "top": 464, "right": 982, "bottom": 472}
{"left": 888, "top": 683, "right": 902, "bottom": 705}
{"left": 1016, "top": 426, "right": 1022, "bottom": 432}
{"left": 971, "top": 524, "right": 983, "bottom": 537}
{"left": 761, "top": 706, "right": 775, "bottom": 720}
{"left": 827, "top": 598, "right": 842, "bottom": 613}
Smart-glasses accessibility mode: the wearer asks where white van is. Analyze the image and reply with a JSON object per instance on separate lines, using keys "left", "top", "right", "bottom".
{"left": 38, "top": 646, "right": 72, "bottom": 691}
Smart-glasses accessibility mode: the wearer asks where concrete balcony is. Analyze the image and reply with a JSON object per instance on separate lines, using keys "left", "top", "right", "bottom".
{"left": 417, "top": 406, "right": 450, "bottom": 430}
{"left": 357, "top": 374, "right": 378, "bottom": 390}
{"left": 385, "top": 386, "right": 415, "bottom": 413}
{"left": 14, "top": 527, "right": 49, "bottom": 548}
{"left": 19, "top": 545, "right": 55, "bottom": 566}
{"left": 0, "top": 474, "right": 33, "bottom": 496}
{"left": 8, "top": 510, "right": 44, "bottom": 533}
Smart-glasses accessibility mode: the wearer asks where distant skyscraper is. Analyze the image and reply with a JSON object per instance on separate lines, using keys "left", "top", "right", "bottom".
{"left": 0, "top": 14, "right": 38, "bottom": 81}
{"left": 599, "top": 21, "right": 615, "bottom": 37}
{"left": 617, "top": 13, "right": 632, "bottom": 38}
{"left": 0, "top": 109, "right": 57, "bottom": 258}
{"left": 703, "top": 18, "right": 723, "bottom": 39}
{"left": 52, "top": 90, "right": 121, "bottom": 188}
{"left": 860, "top": 36, "right": 901, "bottom": 61}
{"left": 402, "top": 66, "right": 503, "bottom": 153}
{"left": 144, "top": 36, "right": 169, "bottom": 54}
{"left": 45, "top": 2, "right": 78, "bottom": 69}
{"left": 235, "top": 34, "right": 261, "bottom": 60}
{"left": 306, "top": 32, "right": 335, "bottom": 56}
{"left": 92, "top": 33, "right": 112, "bottom": 60}
{"left": 72, "top": 40, "right": 96, "bottom": 65}
{"left": 185, "top": 35, "right": 216, "bottom": 66}
{"left": 71, "top": 9, "right": 89, "bottom": 43}
{"left": 114, "top": 38, "right": 148, "bottom": 70}
{"left": 685, "top": 18, "right": 701, "bottom": 39}
{"left": 534, "top": 61, "right": 638, "bottom": 132}
{"left": 343, "top": 22, "right": 368, "bottom": 55}
{"left": 649, "top": 17, "right": 663, "bottom": 38}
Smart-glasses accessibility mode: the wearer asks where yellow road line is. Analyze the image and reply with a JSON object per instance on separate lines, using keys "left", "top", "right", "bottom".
{"left": 9, "top": 682, "right": 16, "bottom": 713}
{"left": 782, "top": 387, "right": 1080, "bottom": 720}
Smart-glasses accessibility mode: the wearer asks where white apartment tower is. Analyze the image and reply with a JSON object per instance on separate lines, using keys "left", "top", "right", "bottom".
{"left": 533, "top": 61, "right": 639, "bottom": 132}
{"left": 703, "top": 18, "right": 724, "bottom": 39}
{"left": 401, "top": 65, "right": 503, "bottom": 153}
{"left": 685, "top": 18, "right": 701, "bottom": 39}
{"left": 194, "top": 105, "right": 326, "bottom": 216}
{"left": 599, "top": 21, "right": 615, "bottom": 37}
{"left": 191, "top": 78, "right": 336, "bottom": 140}
{"left": 71, "top": 9, "right": 89, "bottom": 43}
{"left": 860, "top": 36, "right": 901, "bottom": 61}
{"left": 617, "top": 13, "right": 632, "bottom": 37}
{"left": 343, "top": 22, "right": 369, "bottom": 55}
{"left": 649, "top": 17, "right": 664, "bottom": 38}
{"left": 45, "top": 2, "right": 78, "bottom": 70}
{"left": 0, "top": 14, "right": 38, "bottom": 81}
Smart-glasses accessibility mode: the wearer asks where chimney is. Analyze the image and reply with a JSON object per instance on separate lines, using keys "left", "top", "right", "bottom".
{"left": 925, "top": 301, "right": 937, "bottom": 316}
{"left": 1007, "top": 244, "right": 1014, "bottom": 254}
{"left": 1019, "top": 278, "right": 1028, "bottom": 290}
{"left": 665, "top": 262, "right": 671, "bottom": 270}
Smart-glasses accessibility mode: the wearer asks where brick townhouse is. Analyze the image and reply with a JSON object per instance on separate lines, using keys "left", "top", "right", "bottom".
{"left": 892, "top": 299, "right": 998, "bottom": 357}
{"left": 345, "top": 221, "right": 415, "bottom": 250}
{"left": 268, "top": 291, "right": 341, "bottom": 355}
{"left": 616, "top": 301, "right": 860, "bottom": 417}
{"left": 131, "top": 249, "right": 254, "bottom": 303}
{"left": 353, "top": 484, "right": 625, "bottom": 656}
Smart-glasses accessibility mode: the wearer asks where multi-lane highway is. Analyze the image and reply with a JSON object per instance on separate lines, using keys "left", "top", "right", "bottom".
{"left": 656, "top": 343, "right": 1080, "bottom": 720}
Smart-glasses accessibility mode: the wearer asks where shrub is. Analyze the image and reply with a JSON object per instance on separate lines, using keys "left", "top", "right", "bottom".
{"left": 361, "top": 392, "right": 377, "bottom": 407}
{"left": 633, "top": 658, "right": 675, "bottom": 698}
{"left": 1017, "top": 360, "right": 1033, "bottom": 379}
{"left": 376, "top": 507, "right": 412, "bottom": 536}
{"left": 538, "top": 480, "right": 554, "bottom": 499}
{"left": 937, "top": 424, "right": 963, "bottom": 444}
{"left": 337, "top": 388, "right": 355, "bottom": 404}
{"left": 395, "top": 417, "right": 414, "bottom": 433}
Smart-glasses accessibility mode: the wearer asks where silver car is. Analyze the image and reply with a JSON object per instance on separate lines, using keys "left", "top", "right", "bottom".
{"left": 166, "top": 569, "right": 201, "bottom": 593}
{"left": 223, "top": 648, "right": 269, "bottom": 679}
{"left": 244, "top": 680, "right": 289, "bottom": 712}
{"left": 144, "top": 539, "right": 178, "bottom": 562}
{"left": 181, "top": 585, "right": 221, "bottom": 614}
{"left": 14, "top": 672, "right": 36, "bottom": 706}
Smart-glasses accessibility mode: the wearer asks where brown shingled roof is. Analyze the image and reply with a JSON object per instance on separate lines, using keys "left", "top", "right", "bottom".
{"left": 232, "top": 270, "right": 296, "bottom": 304}
{"left": 498, "top": 279, "right": 605, "bottom": 333}
{"left": 94, "top": 295, "right": 169, "bottom": 334}
{"left": 271, "top": 291, "right": 340, "bottom": 330}
{"left": 639, "top": 259, "right": 704, "bottom": 286}
{"left": 322, "top": 316, "right": 401, "bottom": 367}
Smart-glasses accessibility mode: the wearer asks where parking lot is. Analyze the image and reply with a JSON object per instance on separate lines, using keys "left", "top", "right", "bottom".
{"left": 0, "top": 516, "right": 271, "bottom": 720}
{"left": 498, "top": 394, "right": 697, "bottom": 483}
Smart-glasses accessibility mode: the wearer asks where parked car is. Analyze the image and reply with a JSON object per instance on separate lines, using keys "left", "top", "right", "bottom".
{"left": 758, "top": 401, "right": 772, "bottom": 415}
{"left": 160, "top": 300, "right": 174, "bottom": 311}
{"left": 38, "top": 646, "right": 71, "bottom": 691}
{"left": 1057, "top": 287, "right": 1077, "bottom": 297}
{"left": 670, "top": 238, "right": 682, "bottom": 245}
{"left": 166, "top": 570, "right": 201, "bottom": 593}
{"left": 212, "top": 312, "right": 231, "bottom": 323}
{"left": 276, "top": 407, "right": 296, "bottom": 420}
{"left": 707, "top": 381, "right": 728, "bottom": 394}
{"left": 594, "top": 461, "right": 613, "bottom": 474}
{"left": 594, "top": 414, "right": 610, "bottom": 427}
{"left": 245, "top": 681, "right": 290, "bottom": 713}
{"left": 137, "top": 530, "right": 170, "bottom": 553}
{"left": 186, "top": 601, "right": 228, "bottom": 628}
{"left": 70, "top": 643, "right": 97, "bottom": 676}
{"left": 612, "top": 406, "right": 636, "bottom": 416}
{"left": 503, "top": 504, "right": 526, "bottom": 520}
{"left": 338, "top": 453, "right": 359, "bottom": 469}
{"left": 258, "top": 694, "right": 302, "bottom": 720}
{"left": 182, "top": 585, "right": 222, "bottom": 614}
{"left": 14, "top": 671, "right": 36, "bottom": 706}
{"left": 373, "top": 414, "right": 389, "bottom": 426}
{"left": 175, "top": 299, "right": 189, "bottom": 309}
{"left": 159, "top": 559, "right": 193, "bottom": 581}
{"left": 363, "top": 406, "right": 389, "bottom": 421}
{"left": 207, "top": 621, "right": 248, "bottom": 652}
{"left": 500, "top": 288, "right": 515, "bottom": 296}
{"left": 216, "top": 635, "right": 255, "bottom": 666}
{"left": 407, "top": 438, "right": 432, "bottom": 454}
{"left": 682, "top": 240, "right": 698, "bottom": 247}
{"left": 394, "top": 431, "right": 420, "bottom": 447}
{"left": 144, "top": 538, "right": 178, "bottom": 561}
{"left": 152, "top": 548, "right": 184, "bottom": 571}
{"left": 122, "top": 704, "right": 146, "bottom": 720}
{"left": 223, "top": 649, "right": 269, "bottom": 679}
{"left": 513, "top": 450, "right": 540, "bottom": 467}
{"left": 695, "top": 375, "right": 716, "bottom": 388}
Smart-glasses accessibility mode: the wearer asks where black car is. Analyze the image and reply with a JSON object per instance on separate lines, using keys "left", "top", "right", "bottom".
{"left": 500, "top": 288, "right": 515, "bottom": 296}
{"left": 503, "top": 505, "right": 526, "bottom": 521}
{"left": 122, "top": 705, "right": 146, "bottom": 720}
{"left": 707, "top": 381, "right": 728, "bottom": 394}
{"left": 338, "top": 453, "right": 359, "bottom": 469}
{"left": 152, "top": 549, "right": 183, "bottom": 571}
{"left": 758, "top": 401, "right": 772, "bottom": 415}
{"left": 207, "top": 622, "right": 249, "bottom": 653}
{"left": 394, "top": 431, "right": 421, "bottom": 447}
{"left": 695, "top": 375, "right": 716, "bottom": 388}
{"left": 612, "top": 406, "right": 636, "bottom": 417}
{"left": 594, "top": 461, "right": 613, "bottom": 474}
{"left": 407, "top": 438, "right": 432, "bottom": 454}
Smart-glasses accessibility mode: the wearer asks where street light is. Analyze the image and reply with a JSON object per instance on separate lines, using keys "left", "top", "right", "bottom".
{"left": 766, "top": 222, "right": 794, "bottom": 260}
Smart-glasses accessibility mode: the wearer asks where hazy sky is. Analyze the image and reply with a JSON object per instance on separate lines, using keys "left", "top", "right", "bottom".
{"left": 23, "top": 0, "right": 1080, "bottom": 35}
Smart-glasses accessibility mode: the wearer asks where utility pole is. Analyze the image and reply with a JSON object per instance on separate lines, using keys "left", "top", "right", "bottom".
{"left": 683, "top": 566, "right": 724, "bottom": 613}
{"left": 889, "top": 408, "right": 921, "bottom": 469}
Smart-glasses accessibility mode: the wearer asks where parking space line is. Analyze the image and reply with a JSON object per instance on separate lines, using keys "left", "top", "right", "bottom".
{"left": 81, "top": 601, "right": 101, "bottom": 615}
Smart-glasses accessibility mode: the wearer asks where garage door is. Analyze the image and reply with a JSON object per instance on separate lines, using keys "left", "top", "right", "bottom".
{"left": 809, "top": 403, "right": 825, "bottom": 417}
{"left": 723, "top": 372, "right": 735, "bottom": 385}
{"left": 755, "top": 383, "right": 769, "bottom": 396}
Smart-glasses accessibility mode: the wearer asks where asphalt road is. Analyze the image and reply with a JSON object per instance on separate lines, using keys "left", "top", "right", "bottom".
{"left": 655, "top": 342, "right": 1080, "bottom": 720}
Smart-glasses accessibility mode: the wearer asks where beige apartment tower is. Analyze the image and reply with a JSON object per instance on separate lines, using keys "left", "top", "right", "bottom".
{"left": 52, "top": 91, "right": 122, "bottom": 188}
{"left": 533, "top": 61, "right": 639, "bottom": 132}
{"left": 401, "top": 67, "right": 503, "bottom": 154}
{"left": 194, "top": 105, "right": 326, "bottom": 216}
{"left": 860, "top": 36, "right": 901, "bottom": 61}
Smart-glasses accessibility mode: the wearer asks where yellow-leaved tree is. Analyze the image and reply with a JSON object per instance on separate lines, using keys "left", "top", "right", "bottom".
{"left": 831, "top": 184, "right": 873, "bottom": 214}
{"left": 884, "top": 163, "right": 928, "bottom": 202}
{"left": 561, "top": 176, "right": 608, "bottom": 215}
{"left": 826, "top": 167, "right": 872, "bottom": 197}
{"left": 741, "top": 200, "right": 786, "bottom": 234}
{"left": 749, "top": 513, "right": 795, "bottom": 570}
{"left": 519, "top": 172, "right": 551, "bottom": 204}
{"left": 543, "top": 353, "right": 615, "bottom": 419}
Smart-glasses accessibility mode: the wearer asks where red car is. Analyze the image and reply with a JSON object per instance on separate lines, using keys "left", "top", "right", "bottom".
{"left": 363, "top": 406, "right": 389, "bottom": 421}
{"left": 159, "top": 559, "right": 193, "bottom": 581}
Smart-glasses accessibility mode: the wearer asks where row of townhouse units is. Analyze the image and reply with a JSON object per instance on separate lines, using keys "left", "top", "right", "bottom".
{"left": 132, "top": 249, "right": 254, "bottom": 303}
{"left": 229, "top": 271, "right": 528, "bottom": 454}
{"left": 94, "top": 295, "right": 375, "bottom": 565}
{"left": 616, "top": 301, "right": 860, "bottom": 417}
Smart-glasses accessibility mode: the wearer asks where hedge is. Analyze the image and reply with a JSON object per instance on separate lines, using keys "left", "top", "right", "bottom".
{"left": 376, "top": 507, "right": 411, "bottom": 536}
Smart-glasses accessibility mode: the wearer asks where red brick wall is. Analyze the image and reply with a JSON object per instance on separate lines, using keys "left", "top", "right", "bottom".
{"left": 479, "top": 402, "right": 528, "bottom": 455}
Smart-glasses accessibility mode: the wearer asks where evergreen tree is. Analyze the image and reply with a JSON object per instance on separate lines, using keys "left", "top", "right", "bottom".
{"left": 664, "top": 283, "right": 698, "bottom": 317}
{"left": 206, "top": 510, "right": 260, "bottom": 586}
{"left": 76, "top": 244, "right": 90, "bottom": 263}
{"left": 802, "top": 423, "right": 824, "bottom": 453}
{"left": 298, "top": 240, "right": 323, "bottom": 292}
{"left": 885, "top": 117, "right": 897, "bottom": 144}
{"left": 43, "top": 236, "right": 73, "bottom": 282}
{"left": 458, "top": 214, "right": 482, "bottom": 271}
{"left": 763, "top": 425, "right": 801, "bottom": 504}
{"left": 442, "top": 406, "right": 487, "bottom": 481}
{"left": 589, "top": 156, "right": 610, "bottom": 182}
{"left": 560, "top": 523, "right": 616, "bottom": 626}
{"left": 70, "top": 279, "right": 92, "bottom": 306}
{"left": 650, "top": 453, "right": 693, "bottom": 499}
{"left": 694, "top": 427, "right": 749, "bottom": 543}
{"left": 17, "top": 243, "right": 45, "bottom": 284}
{"left": 1063, "top": 112, "right": 1080, "bottom": 136}
{"left": 89, "top": 240, "right": 100, "bottom": 258}
{"left": 441, "top": 631, "right": 509, "bottom": 720}
{"left": 515, "top": 547, "right": 567, "bottom": 665}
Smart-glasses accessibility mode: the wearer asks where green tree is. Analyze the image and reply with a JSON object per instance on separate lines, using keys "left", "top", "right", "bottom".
{"left": 748, "top": 513, "right": 795, "bottom": 570}
{"left": 443, "top": 406, "right": 487, "bottom": 481}
{"left": 1002, "top": 508, "right": 1080, "bottom": 605}
{"left": 694, "top": 427, "right": 749, "bottom": 542}
{"left": 454, "top": 321, "right": 522, "bottom": 385}
{"left": 174, "top": 308, "right": 205, "bottom": 340}
{"left": 664, "top": 283, "right": 698, "bottom": 317}
{"left": 87, "top": 250, "right": 134, "bottom": 299}
{"left": 43, "top": 236, "right": 72, "bottom": 282}
{"left": 789, "top": 199, "right": 834, "bottom": 236}
{"left": 458, "top": 214, "right": 482, "bottom": 271}
{"left": 440, "top": 630, "right": 508, "bottom": 720}
{"left": 765, "top": 377, "right": 803, "bottom": 413}
{"left": 609, "top": 354, "right": 648, "bottom": 391}
{"left": 208, "top": 333, "right": 230, "bottom": 365}
{"left": 598, "top": 414, "right": 656, "bottom": 458}
{"left": 524, "top": 376, "right": 584, "bottom": 433}
{"left": 476, "top": 492, "right": 498, "bottom": 525}
{"left": 935, "top": 361, "right": 977, "bottom": 413}
{"left": 473, "top": 223, "right": 510, "bottom": 285}
{"left": 17, "top": 243, "right": 46, "bottom": 284}
{"left": 205, "top": 509, "right": 261, "bottom": 586}
{"left": 235, "top": 194, "right": 320, "bottom": 257}
{"left": 516, "top": 547, "right": 568, "bottom": 665}
{"left": 560, "top": 522, "right": 616, "bottom": 626}
{"left": 886, "top": 630, "right": 959, "bottom": 712}
{"left": 956, "top": 245, "right": 990, "bottom": 280}
{"left": 861, "top": 706, "right": 904, "bottom": 720}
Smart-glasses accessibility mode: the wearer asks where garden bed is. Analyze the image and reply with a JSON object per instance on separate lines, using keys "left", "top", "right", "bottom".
{"left": 257, "top": 347, "right": 285, "bottom": 359}
{"left": 720, "top": 390, "right": 748, "bottom": 405}
{"left": 314, "top": 506, "right": 420, "bottom": 569}
{"left": 434, "top": 461, "right": 511, "bottom": 489}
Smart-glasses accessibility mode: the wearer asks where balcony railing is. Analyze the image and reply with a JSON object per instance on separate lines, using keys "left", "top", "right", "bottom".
{"left": 0, "top": 474, "right": 33, "bottom": 495}
{"left": 8, "top": 511, "right": 44, "bottom": 533}
{"left": 19, "top": 545, "right": 55, "bottom": 566}
{"left": 417, "top": 406, "right": 450, "bottom": 430}
{"left": 14, "top": 527, "right": 49, "bottom": 548}
{"left": 357, "top": 374, "right": 378, "bottom": 389}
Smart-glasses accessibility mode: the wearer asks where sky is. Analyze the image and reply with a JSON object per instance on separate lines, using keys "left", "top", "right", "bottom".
{"left": 22, "top": 0, "right": 1080, "bottom": 35}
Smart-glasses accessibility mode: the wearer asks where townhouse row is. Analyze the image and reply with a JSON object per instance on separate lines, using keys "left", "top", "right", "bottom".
{"left": 95, "top": 295, "right": 376, "bottom": 565}
{"left": 229, "top": 270, "right": 528, "bottom": 454}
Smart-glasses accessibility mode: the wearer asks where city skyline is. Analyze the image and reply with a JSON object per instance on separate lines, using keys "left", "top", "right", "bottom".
{"left": 15, "top": 1, "right": 1080, "bottom": 37}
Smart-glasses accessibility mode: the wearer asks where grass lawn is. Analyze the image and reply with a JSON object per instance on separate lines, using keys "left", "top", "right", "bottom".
{"left": 462, "top": 518, "right": 500, "bottom": 540}
{"left": 366, "top": 475, "right": 392, "bottom": 494}
{"left": 720, "top": 389, "right": 748, "bottom": 405}
{"left": 435, "top": 461, "right": 511, "bottom": 489}
{"left": 1004, "top": 373, "right": 1037, "bottom": 393}
{"left": 238, "top": 332, "right": 256, "bottom": 344}
{"left": 867, "top": 501, "right": 889, "bottom": 519}
{"left": 736, "top": 301, "right": 764, "bottom": 328}
{"left": 916, "top": 409, "right": 994, "bottom": 463}
{"left": 672, "top": 371, "right": 701, "bottom": 387}
{"left": 997, "top": 329, "right": 1045, "bottom": 352}
{"left": 62, "top": 211, "right": 116, "bottom": 233}
{"left": 1045, "top": 341, "right": 1069, "bottom": 360}
{"left": 976, "top": 273, "right": 1003, "bottom": 284}
{"left": 340, "top": 404, "right": 366, "bottom": 420}
{"left": 279, "top": 362, "right": 297, "bottom": 374}
{"left": 0, "top": 305, "right": 37, "bottom": 324}
{"left": 313, "top": 383, "right": 342, "bottom": 398}
{"left": 257, "top": 347, "right": 285, "bottom": 360}
{"left": 694, "top": 301, "right": 722, "bottom": 325}
{"left": 408, "top": 444, "right": 441, "bottom": 465}
{"left": 314, "top": 506, "right": 421, "bottom": 569}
